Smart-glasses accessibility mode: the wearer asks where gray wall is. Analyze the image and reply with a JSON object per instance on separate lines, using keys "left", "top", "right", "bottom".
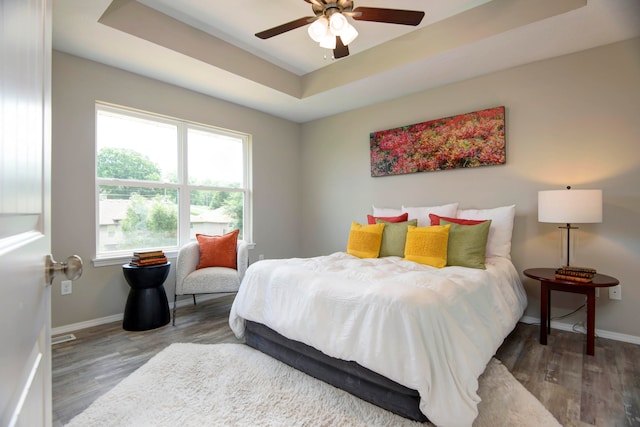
{"left": 52, "top": 38, "right": 640, "bottom": 340}
{"left": 299, "top": 38, "right": 640, "bottom": 338}
{"left": 51, "top": 52, "right": 301, "bottom": 328}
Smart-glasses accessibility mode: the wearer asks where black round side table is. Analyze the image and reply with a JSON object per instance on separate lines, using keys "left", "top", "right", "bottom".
{"left": 122, "top": 262, "right": 171, "bottom": 331}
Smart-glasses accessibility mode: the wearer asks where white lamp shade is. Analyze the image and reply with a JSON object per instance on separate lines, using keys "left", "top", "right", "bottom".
{"left": 329, "top": 13, "right": 348, "bottom": 36}
{"left": 319, "top": 33, "right": 336, "bottom": 49}
{"left": 339, "top": 23, "right": 358, "bottom": 45}
{"left": 308, "top": 17, "right": 330, "bottom": 42}
{"left": 538, "top": 189, "right": 603, "bottom": 223}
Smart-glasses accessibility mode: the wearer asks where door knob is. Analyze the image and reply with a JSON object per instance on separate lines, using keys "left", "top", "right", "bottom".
{"left": 45, "top": 254, "right": 83, "bottom": 286}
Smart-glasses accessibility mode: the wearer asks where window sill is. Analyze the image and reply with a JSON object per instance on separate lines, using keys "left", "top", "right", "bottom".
{"left": 91, "top": 243, "right": 256, "bottom": 267}
{"left": 92, "top": 250, "right": 178, "bottom": 268}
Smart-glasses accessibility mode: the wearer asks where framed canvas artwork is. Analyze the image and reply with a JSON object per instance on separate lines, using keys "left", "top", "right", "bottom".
{"left": 370, "top": 106, "right": 506, "bottom": 177}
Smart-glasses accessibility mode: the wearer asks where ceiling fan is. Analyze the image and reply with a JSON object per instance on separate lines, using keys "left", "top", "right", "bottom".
{"left": 255, "top": 0, "right": 425, "bottom": 59}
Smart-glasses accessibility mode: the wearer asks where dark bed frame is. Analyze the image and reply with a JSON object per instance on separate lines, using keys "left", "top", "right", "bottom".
{"left": 245, "top": 320, "right": 428, "bottom": 422}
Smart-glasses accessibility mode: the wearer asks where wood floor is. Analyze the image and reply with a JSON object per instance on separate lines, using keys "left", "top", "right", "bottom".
{"left": 52, "top": 295, "right": 640, "bottom": 426}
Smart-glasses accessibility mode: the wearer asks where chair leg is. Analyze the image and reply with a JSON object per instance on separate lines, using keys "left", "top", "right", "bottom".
{"left": 172, "top": 294, "right": 177, "bottom": 326}
{"left": 193, "top": 294, "right": 197, "bottom": 305}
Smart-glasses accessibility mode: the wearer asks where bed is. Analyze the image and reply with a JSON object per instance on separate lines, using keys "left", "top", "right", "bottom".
{"left": 229, "top": 205, "right": 527, "bottom": 426}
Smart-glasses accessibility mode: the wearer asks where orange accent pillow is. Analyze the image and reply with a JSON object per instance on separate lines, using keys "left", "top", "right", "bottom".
{"left": 366, "top": 212, "right": 409, "bottom": 225}
{"left": 429, "top": 213, "right": 487, "bottom": 226}
{"left": 196, "top": 229, "right": 239, "bottom": 270}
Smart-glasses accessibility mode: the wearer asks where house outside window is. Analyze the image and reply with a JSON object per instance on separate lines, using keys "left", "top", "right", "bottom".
{"left": 95, "top": 104, "right": 251, "bottom": 258}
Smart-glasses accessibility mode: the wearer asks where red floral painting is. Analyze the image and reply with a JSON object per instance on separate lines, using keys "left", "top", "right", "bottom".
{"left": 370, "top": 106, "right": 506, "bottom": 177}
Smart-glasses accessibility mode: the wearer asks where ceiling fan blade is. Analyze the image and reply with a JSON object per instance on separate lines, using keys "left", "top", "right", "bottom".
{"left": 333, "top": 36, "right": 349, "bottom": 59}
{"left": 304, "top": 0, "right": 324, "bottom": 6}
{"left": 352, "top": 7, "right": 425, "bottom": 26}
{"left": 255, "top": 16, "right": 315, "bottom": 39}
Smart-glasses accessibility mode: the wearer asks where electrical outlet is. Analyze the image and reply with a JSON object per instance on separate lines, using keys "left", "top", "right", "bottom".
{"left": 258, "top": 254, "right": 264, "bottom": 261}
{"left": 609, "top": 285, "right": 621, "bottom": 300}
{"left": 61, "top": 280, "right": 72, "bottom": 295}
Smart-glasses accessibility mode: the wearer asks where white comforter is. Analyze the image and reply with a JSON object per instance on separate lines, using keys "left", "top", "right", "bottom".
{"left": 229, "top": 252, "right": 527, "bottom": 427}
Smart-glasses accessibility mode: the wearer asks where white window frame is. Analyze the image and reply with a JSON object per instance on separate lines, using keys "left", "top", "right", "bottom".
{"left": 94, "top": 103, "right": 252, "bottom": 265}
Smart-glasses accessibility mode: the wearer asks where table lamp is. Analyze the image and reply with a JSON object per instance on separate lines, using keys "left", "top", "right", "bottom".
{"left": 538, "top": 186, "right": 602, "bottom": 267}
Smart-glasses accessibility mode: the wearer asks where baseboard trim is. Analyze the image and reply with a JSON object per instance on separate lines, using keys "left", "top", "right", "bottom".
{"left": 520, "top": 315, "right": 640, "bottom": 346}
{"left": 51, "top": 294, "right": 228, "bottom": 336}
{"left": 52, "top": 305, "right": 640, "bottom": 345}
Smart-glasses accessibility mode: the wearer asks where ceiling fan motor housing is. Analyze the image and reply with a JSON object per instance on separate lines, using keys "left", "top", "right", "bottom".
{"left": 312, "top": 1, "right": 355, "bottom": 18}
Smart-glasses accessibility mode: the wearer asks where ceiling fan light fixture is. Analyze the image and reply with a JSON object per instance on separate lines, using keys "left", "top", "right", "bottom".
{"left": 319, "top": 33, "right": 337, "bottom": 49}
{"left": 340, "top": 23, "right": 358, "bottom": 45}
{"left": 329, "top": 12, "right": 348, "bottom": 36}
{"left": 308, "top": 16, "right": 330, "bottom": 43}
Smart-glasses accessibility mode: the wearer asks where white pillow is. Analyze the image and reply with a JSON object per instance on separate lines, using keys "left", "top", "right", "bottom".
{"left": 456, "top": 205, "right": 516, "bottom": 259}
{"left": 372, "top": 205, "right": 403, "bottom": 217}
{"left": 401, "top": 203, "right": 459, "bottom": 227}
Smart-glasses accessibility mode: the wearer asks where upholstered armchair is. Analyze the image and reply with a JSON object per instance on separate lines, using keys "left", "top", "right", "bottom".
{"left": 173, "top": 237, "right": 249, "bottom": 325}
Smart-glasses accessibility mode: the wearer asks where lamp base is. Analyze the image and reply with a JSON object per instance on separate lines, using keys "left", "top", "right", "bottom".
{"left": 558, "top": 224, "right": 579, "bottom": 267}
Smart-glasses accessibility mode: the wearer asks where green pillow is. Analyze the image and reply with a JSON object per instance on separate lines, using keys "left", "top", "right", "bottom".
{"left": 375, "top": 219, "right": 418, "bottom": 257}
{"left": 441, "top": 219, "right": 492, "bottom": 269}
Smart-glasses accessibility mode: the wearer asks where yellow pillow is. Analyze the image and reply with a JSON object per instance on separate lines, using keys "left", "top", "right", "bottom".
{"left": 404, "top": 224, "right": 450, "bottom": 268}
{"left": 346, "top": 222, "right": 385, "bottom": 258}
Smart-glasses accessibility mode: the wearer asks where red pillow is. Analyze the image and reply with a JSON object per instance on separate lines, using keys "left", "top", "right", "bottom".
{"left": 196, "top": 229, "right": 239, "bottom": 270}
{"left": 367, "top": 212, "right": 409, "bottom": 225}
{"left": 429, "top": 214, "right": 487, "bottom": 226}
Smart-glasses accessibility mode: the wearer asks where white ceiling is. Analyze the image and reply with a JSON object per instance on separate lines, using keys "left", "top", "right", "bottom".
{"left": 53, "top": 0, "right": 640, "bottom": 123}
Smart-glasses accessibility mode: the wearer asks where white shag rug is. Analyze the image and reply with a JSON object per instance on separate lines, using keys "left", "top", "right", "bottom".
{"left": 66, "top": 343, "right": 561, "bottom": 427}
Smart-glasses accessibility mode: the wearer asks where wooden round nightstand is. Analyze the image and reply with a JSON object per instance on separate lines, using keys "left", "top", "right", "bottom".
{"left": 523, "top": 268, "right": 619, "bottom": 356}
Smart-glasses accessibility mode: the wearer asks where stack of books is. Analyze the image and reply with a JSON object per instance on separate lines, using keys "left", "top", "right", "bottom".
{"left": 130, "top": 250, "right": 167, "bottom": 267}
{"left": 555, "top": 265, "right": 597, "bottom": 283}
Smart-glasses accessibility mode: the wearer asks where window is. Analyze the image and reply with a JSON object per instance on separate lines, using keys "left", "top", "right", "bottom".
{"left": 95, "top": 104, "right": 251, "bottom": 258}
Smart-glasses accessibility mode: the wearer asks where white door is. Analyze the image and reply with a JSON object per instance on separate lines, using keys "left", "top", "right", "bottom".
{"left": 0, "top": 0, "right": 54, "bottom": 425}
